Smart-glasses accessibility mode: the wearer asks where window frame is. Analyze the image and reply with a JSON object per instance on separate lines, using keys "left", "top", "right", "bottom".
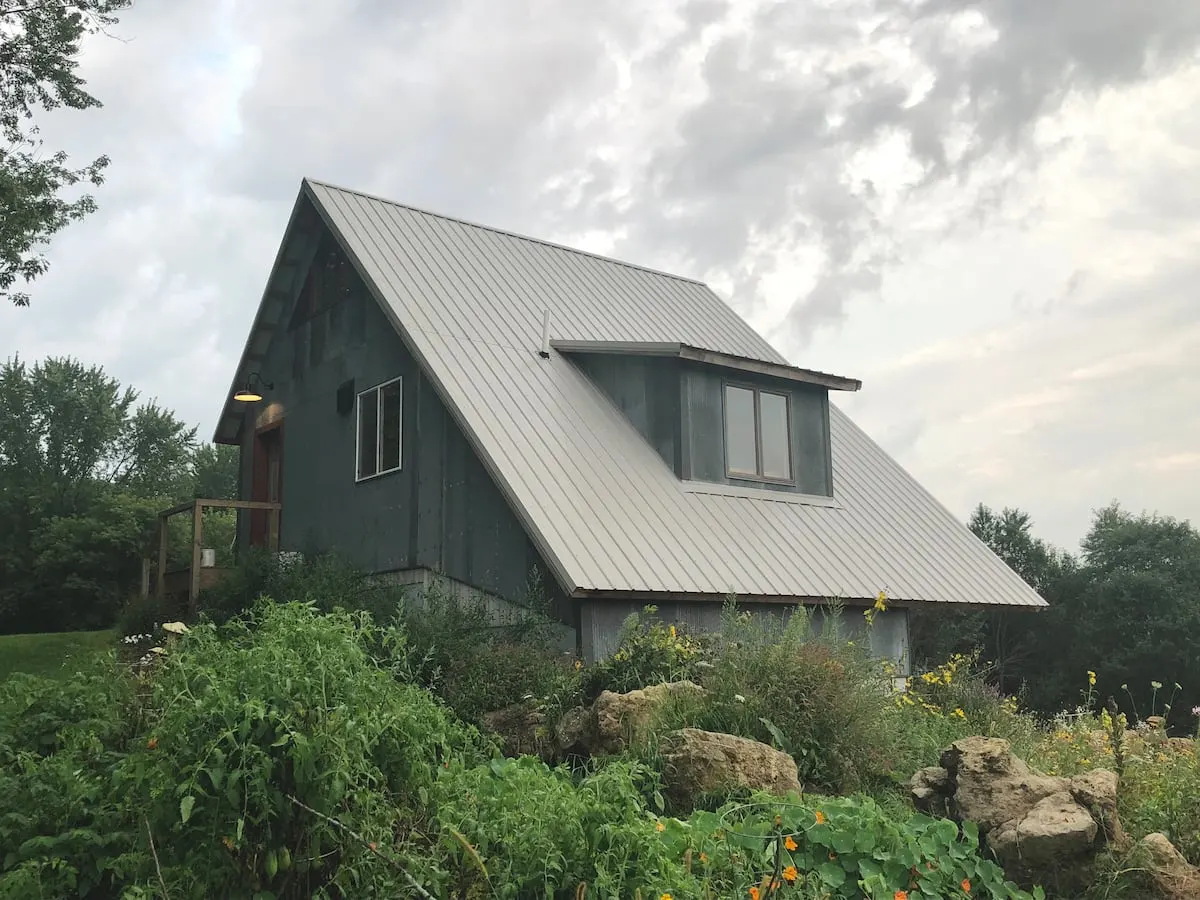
{"left": 355, "top": 375, "right": 403, "bottom": 482}
{"left": 721, "top": 381, "right": 794, "bottom": 485}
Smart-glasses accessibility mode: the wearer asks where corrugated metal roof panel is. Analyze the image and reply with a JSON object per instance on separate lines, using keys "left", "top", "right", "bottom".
{"left": 304, "top": 178, "right": 1045, "bottom": 608}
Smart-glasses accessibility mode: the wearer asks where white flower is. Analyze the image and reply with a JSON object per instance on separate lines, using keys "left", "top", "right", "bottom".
{"left": 734, "top": 694, "right": 746, "bottom": 703}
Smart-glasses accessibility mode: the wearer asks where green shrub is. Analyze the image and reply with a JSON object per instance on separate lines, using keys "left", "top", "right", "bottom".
{"left": 0, "top": 664, "right": 138, "bottom": 898}
{"left": 435, "top": 756, "right": 695, "bottom": 898}
{"left": 670, "top": 793, "right": 1044, "bottom": 899}
{"left": 115, "top": 591, "right": 183, "bottom": 639}
{"left": 889, "top": 653, "right": 1039, "bottom": 777}
{"left": 196, "top": 548, "right": 404, "bottom": 625}
{"left": 580, "top": 605, "right": 711, "bottom": 700}
{"left": 398, "top": 574, "right": 572, "bottom": 721}
{"left": 659, "top": 605, "right": 898, "bottom": 792}
{"left": 116, "top": 601, "right": 484, "bottom": 898}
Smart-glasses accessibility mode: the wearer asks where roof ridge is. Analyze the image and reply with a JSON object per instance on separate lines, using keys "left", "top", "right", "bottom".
{"left": 303, "top": 176, "right": 709, "bottom": 287}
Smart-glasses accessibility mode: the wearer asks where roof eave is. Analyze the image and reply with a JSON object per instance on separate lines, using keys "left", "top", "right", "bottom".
{"left": 569, "top": 588, "right": 1048, "bottom": 609}
{"left": 550, "top": 339, "right": 862, "bottom": 392}
{"left": 211, "top": 187, "right": 324, "bottom": 445}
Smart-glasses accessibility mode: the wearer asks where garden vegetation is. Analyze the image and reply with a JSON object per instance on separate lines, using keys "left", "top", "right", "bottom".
{"left": 3, "top": 552, "right": 1198, "bottom": 899}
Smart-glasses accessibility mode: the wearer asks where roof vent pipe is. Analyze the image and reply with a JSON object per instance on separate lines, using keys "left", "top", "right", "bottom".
{"left": 538, "top": 310, "right": 551, "bottom": 359}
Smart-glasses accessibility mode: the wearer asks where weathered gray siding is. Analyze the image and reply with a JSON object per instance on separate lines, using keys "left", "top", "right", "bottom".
{"left": 568, "top": 353, "right": 833, "bottom": 497}
{"left": 236, "top": 224, "right": 568, "bottom": 621}
{"left": 570, "top": 354, "right": 682, "bottom": 474}
{"left": 580, "top": 599, "right": 910, "bottom": 672}
{"left": 681, "top": 361, "right": 832, "bottom": 496}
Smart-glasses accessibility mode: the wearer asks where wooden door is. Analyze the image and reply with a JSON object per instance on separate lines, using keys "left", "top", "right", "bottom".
{"left": 250, "top": 423, "right": 283, "bottom": 549}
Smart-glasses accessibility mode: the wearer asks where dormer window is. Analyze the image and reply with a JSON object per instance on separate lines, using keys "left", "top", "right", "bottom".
{"left": 724, "top": 384, "right": 792, "bottom": 482}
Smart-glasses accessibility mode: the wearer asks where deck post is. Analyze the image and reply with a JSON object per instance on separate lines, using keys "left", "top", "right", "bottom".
{"left": 156, "top": 515, "right": 168, "bottom": 599}
{"left": 188, "top": 501, "right": 205, "bottom": 619}
{"left": 190, "top": 501, "right": 205, "bottom": 616}
{"left": 140, "top": 557, "right": 151, "bottom": 599}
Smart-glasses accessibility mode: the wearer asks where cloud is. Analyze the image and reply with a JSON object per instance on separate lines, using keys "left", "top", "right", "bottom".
{"left": 0, "top": 0, "right": 1197, "bottom": 550}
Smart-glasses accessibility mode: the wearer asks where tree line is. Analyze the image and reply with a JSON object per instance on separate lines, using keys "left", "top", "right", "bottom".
{"left": 910, "top": 502, "right": 1200, "bottom": 724}
{"left": 0, "top": 356, "right": 237, "bottom": 633}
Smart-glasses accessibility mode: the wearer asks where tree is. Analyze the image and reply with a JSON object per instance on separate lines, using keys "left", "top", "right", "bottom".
{"left": 908, "top": 504, "right": 1072, "bottom": 692}
{"left": 190, "top": 442, "right": 239, "bottom": 500}
{"left": 0, "top": 355, "right": 196, "bottom": 632}
{"left": 1073, "top": 503, "right": 1200, "bottom": 724}
{"left": 1, "top": 0, "right": 131, "bottom": 306}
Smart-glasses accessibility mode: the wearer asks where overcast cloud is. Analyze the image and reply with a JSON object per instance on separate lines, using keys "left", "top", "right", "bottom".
{"left": 2, "top": 0, "right": 1198, "bottom": 552}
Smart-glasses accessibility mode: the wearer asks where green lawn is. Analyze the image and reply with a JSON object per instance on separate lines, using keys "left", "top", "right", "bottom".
{"left": 0, "top": 630, "right": 116, "bottom": 682}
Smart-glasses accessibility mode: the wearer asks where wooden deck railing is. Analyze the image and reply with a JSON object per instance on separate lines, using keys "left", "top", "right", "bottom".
{"left": 142, "top": 498, "right": 282, "bottom": 614}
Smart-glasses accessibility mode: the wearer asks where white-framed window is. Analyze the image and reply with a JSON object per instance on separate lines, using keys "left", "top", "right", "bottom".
{"left": 723, "top": 383, "right": 793, "bottom": 483}
{"left": 356, "top": 376, "right": 402, "bottom": 480}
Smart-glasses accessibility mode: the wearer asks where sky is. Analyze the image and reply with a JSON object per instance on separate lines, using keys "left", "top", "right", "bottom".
{"left": 3, "top": 0, "right": 1198, "bottom": 554}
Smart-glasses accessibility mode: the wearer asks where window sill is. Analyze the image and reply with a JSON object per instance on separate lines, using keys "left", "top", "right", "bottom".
{"left": 355, "top": 465, "right": 402, "bottom": 484}
{"left": 680, "top": 480, "right": 840, "bottom": 508}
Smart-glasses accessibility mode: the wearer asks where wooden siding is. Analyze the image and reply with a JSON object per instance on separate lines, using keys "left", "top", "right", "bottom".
{"left": 236, "top": 221, "right": 568, "bottom": 621}
{"left": 580, "top": 599, "right": 910, "bottom": 671}
{"left": 567, "top": 351, "right": 833, "bottom": 497}
{"left": 681, "top": 360, "right": 833, "bottom": 496}
{"left": 570, "top": 354, "right": 682, "bottom": 475}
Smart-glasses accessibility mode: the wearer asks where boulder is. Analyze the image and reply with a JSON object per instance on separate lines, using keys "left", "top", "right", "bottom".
{"left": 480, "top": 703, "right": 549, "bottom": 758}
{"left": 939, "top": 736, "right": 1064, "bottom": 832}
{"left": 989, "top": 791, "right": 1098, "bottom": 868}
{"left": 1136, "top": 832, "right": 1200, "bottom": 900}
{"left": 554, "top": 705, "right": 591, "bottom": 754}
{"left": 1068, "top": 768, "right": 1122, "bottom": 843}
{"left": 559, "top": 681, "right": 706, "bottom": 756}
{"left": 910, "top": 766, "right": 951, "bottom": 818}
{"left": 915, "top": 736, "right": 1123, "bottom": 892}
{"left": 659, "top": 728, "right": 801, "bottom": 808}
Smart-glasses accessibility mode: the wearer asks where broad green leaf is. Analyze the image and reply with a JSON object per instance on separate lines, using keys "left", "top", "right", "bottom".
{"left": 179, "top": 795, "right": 196, "bottom": 824}
{"left": 818, "top": 861, "right": 846, "bottom": 887}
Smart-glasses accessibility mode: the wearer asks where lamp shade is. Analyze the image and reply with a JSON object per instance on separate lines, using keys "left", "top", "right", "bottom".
{"left": 232, "top": 372, "right": 273, "bottom": 403}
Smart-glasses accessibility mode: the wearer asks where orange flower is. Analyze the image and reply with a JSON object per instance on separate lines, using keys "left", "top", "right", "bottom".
{"left": 894, "top": 892, "right": 909, "bottom": 900}
{"left": 784, "top": 835, "right": 798, "bottom": 851}
{"left": 146, "top": 737, "right": 158, "bottom": 750}
{"left": 814, "top": 810, "right": 826, "bottom": 825}
{"left": 962, "top": 879, "right": 971, "bottom": 893}
{"left": 749, "top": 888, "right": 760, "bottom": 900}
{"left": 699, "top": 852, "right": 709, "bottom": 865}
{"left": 656, "top": 821, "right": 665, "bottom": 832}
{"left": 782, "top": 865, "right": 798, "bottom": 884}
{"left": 660, "top": 894, "right": 673, "bottom": 900}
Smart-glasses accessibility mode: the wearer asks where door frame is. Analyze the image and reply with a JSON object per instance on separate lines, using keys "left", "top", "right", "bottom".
{"left": 249, "top": 420, "right": 284, "bottom": 550}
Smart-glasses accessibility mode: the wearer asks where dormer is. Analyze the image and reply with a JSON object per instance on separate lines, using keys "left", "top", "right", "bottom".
{"left": 555, "top": 341, "right": 861, "bottom": 499}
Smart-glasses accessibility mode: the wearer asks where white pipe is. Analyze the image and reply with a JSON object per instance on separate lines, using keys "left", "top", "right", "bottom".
{"left": 539, "top": 309, "right": 551, "bottom": 359}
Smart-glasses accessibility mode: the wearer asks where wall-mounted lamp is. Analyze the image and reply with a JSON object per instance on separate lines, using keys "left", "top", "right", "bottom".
{"left": 232, "top": 372, "right": 274, "bottom": 403}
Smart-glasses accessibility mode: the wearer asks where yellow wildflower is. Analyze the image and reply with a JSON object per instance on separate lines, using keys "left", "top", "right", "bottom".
{"left": 1087, "top": 670, "right": 1097, "bottom": 687}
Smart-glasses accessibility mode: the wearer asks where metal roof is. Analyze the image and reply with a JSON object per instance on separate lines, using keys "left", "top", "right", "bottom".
{"left": 237, "top": 178, "right": 1047, "bottom": 608}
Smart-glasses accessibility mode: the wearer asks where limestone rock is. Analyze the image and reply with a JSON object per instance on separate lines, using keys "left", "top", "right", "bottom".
{"left": 1068, "top": 768, "right": 1122, "bottom": 843}
{"left": 588, "top": 680, "right": 706, "bottom": 754}
{"left": 920, "top": 736, "right": 1124, "bottom": 892}
{"left": 480, "top": 703, "right": 548, "bottom": 758}
{"left": 990, "top": 791, "right": 1098, "bottom": 868}
{"left": 910, "top": 766, "right": 951, "bottom": 818}
{"left": 1136, "top": 832, "right": 1200, "bottom": 900}
{"left": 554, "top": 705, "right": 591, "bottom": 754}
{"left": 939, "top": 736, "right": 1063, "bottom": 832}
{"left": 659, "top": 728, "right": 801, "bottom": 808}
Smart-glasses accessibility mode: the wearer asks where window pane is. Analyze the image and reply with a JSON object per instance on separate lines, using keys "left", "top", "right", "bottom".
{"left": 759, "top": 391, "right": 791, "bottom": 479}
{"left": 379, "top": 380, "right": 402, "bottom": 472}
{"left": 357, "top": 389, "right": 378, "bottom": 478}
{"left": 724, "top": 386, "right": 758, "bottom": 475}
